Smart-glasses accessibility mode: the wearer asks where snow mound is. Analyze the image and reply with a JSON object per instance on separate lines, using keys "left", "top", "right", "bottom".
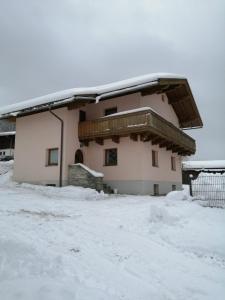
{"left": 149, "top": 205, "right": 178, "bottom": 225}
{"left": 166, "top": 186, "right": 191, "bottom": 201}
{"left": 0, "top": 161, "right": 105, "bottom": 200}
{"left": 0, "top": 160, "right": 14, "bottom": 185}
{"left": 20, "top": 183, "right": 106, "bottom": 201}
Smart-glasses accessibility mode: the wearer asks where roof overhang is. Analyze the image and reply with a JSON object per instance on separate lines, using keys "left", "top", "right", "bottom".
{"left": 0, "top": 74, "right": 203, "bottom": 129}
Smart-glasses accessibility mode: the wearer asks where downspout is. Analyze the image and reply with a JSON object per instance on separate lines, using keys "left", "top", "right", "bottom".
{"left": 49, "top": 108, "right": 64, "bottom": 187}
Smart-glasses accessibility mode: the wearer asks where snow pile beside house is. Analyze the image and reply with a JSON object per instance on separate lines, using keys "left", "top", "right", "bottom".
{"left": 0, "top": 161, "right": 105, "bottom": 201}
{"left": 0, "top": 160, "right": 14, "bottom": 185}
{"left": 166, "top": 185, "right": 191, "bottom": 201}
{"left": 20, "top": 183, "right": 105, "bottom": 201}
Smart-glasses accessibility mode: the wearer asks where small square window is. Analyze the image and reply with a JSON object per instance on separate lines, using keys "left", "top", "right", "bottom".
{"left": 171, "top": 156, "right": 176, "bottom": 171}
{"left": 105, "top": 148, "right": 117, "bottom": 166}
{"left": 47, "top": 148, "right": 59, "bottom": 166}
{"left": 152, "top": 150, "right": 158, "bottom": 167}
{"left": 104, "top": 107, "right": 117, "bottom": 116}
{"left": 153, "top": 184, "right": 159, "bottom": 196}
{"left": 172, "top": 184, "right": 176, "bottom": 191}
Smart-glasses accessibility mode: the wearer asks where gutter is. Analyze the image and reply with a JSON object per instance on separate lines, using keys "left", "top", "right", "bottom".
{"left": 49, "top": 108, "right": 64, "bottom": 187}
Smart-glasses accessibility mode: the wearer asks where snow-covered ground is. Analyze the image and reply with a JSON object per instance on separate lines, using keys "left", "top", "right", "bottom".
{"left": 0, "top": 162, "right": 225, "bottom": 300}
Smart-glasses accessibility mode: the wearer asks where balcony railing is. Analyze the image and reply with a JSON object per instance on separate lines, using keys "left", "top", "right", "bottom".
{"left": 78, "top": 108, "right": 196, "bottom": 155}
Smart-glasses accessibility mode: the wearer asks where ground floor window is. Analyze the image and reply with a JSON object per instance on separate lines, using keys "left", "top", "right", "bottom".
{"left": 172, "top": 184, "right": 176, "bottom": 191}
{"left": 47, "top": 148, "right": 58, "bottom": 166}
{"left": 153, "top": 184, "right": 159, "bottom": 195}
{"left": 105, "top": 148, "right": 117, "bottom": 166}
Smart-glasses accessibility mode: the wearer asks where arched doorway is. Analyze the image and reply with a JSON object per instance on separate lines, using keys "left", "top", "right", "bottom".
{"left": 75, "top": 149, "right": 84, "bottom": 164}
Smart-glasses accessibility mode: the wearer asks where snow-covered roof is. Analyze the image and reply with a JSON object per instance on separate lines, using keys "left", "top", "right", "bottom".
{"left": 0, "top": 131, "right": 16, "bottom": 137}
{"left": 182, "top": 160, "right": 225, "bottom": 170}
{"left": 0, "top": 73, "right": 185, "bottom": 118}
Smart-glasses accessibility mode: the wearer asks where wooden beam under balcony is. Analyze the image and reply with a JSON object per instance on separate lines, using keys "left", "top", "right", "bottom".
{"left": 130, "top": 133, "right": 138, "bottom": 141}
{"left": 95, "top": 138, "right": 104, "bottom": 145}
{"left": 159, "top": 140, "right": 172, "bottom": 148}
{"left": 112, "top": 135, "right": 120, "bottom": 144}
{"left": 152, "top": 137, "right": 164, "bottom": 145}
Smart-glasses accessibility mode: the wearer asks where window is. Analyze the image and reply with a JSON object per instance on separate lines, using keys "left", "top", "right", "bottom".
{"left": 79, "top": 110, "right": 86, "bottom": 122}
{"left": 172, "top": 185, "right": 176, "bottom": 191}
{"left": 104, "top": 107, "right": 117, "bottom": 116}
{"left": 47, "top": 148, "right": 59, "bottom": 166}
{"left": 153, "top": 184, "right": 159, "bottom": 196}
{"left": 105, "top": 148, "right": 117, "bottom": 166}
{"left": 152, "top": 150, "right": 158, "bottom": 167}
{"left": 161, "top": 94, "right": 165, "bottom": 102}
{"left": 171, "top": 156, "right": 176, "bottom": 171}
{"left": 0, "top": 152, "right": 2, "bottom": 155}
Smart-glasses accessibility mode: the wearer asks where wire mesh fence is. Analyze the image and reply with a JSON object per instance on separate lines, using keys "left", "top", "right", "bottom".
{"left": 191, "top": 173, "right": 225, "bottom": 208}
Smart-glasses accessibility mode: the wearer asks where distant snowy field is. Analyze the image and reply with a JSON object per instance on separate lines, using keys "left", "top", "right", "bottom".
{"left": 0, "top": 162, "right": 225, "bottom": 300}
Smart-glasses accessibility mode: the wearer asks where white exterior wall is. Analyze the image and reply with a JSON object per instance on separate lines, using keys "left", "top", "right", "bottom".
{"left": 13, "top": 91, "right": 183, "bottom": 193}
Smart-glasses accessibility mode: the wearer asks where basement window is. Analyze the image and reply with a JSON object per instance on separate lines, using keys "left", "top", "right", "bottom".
{"left": 171, "top": 156, "right": 176, "bottom": 171}
{"left": 104, "top": 107, "right": 117, "bottom": 116}
{"left": 153, "top": 184, "right": 159, "bottom": 196}
{"left": 105, "top": 148, "right": 117, "bottom": 166}
{"left": 47, "top": 148, "right": 59, "bottom": 166}
{"left": 172, "top": 185, "right": 176, "bottom": 191}
{"left": 152, "top": 150, "right": 158, "bottom": 167}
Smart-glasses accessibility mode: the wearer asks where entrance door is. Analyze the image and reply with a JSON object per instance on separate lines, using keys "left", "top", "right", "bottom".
{"left": 75, "top": 149, "right": 84, "bottom": 164}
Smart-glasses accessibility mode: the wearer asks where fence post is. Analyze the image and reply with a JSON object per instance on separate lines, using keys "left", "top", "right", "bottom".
{"left": 189, "top": 175, "right": 193, "bottom": 197}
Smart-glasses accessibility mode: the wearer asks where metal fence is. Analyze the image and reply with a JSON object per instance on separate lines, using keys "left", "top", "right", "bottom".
{"left": 191, "top": 173, "right": 225, "bottom": 208}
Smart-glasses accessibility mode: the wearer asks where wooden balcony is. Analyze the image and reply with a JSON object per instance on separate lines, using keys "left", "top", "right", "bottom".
{"left": 78, "top": 108, "right": 196, "bottom": 155}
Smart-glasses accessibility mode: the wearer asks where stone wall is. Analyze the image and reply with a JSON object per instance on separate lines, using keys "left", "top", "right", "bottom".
{"left": 68, "top": 164, "right": 103, "bottom": 192}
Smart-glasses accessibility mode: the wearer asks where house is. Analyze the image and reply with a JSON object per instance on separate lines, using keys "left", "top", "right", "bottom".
{"left": 0, "top": 120, "right": 16, "bottom": 160}
{"left": 0, "top": 73, "right": 203, "bottom": 194}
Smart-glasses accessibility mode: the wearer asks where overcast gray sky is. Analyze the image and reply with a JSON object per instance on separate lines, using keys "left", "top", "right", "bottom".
{"left": 0, "top": 0, "right": 224, "bottom": 160}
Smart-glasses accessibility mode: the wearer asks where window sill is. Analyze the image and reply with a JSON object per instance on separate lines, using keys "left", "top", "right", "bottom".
{"left": 104, "top": 164, "right": 118, "bottom": 167}
{"left": 45, "top": 164, "right": 58, "bottom": 167}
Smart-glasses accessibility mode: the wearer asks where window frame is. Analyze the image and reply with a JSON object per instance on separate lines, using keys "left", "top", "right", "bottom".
{"left": 152, "top": 150, "right": 159, "bottom": 167}
{"left": 47, "top": 148, "right": 59, "bottom": 166}
{"left": 104, "top": 148, "right": 118, "bottom": 166}
{"left": 171, "top": 156, "right": 176, "bottom": 171}
{"left": 104, "top": 107, "right": 117, "bottom": 116}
